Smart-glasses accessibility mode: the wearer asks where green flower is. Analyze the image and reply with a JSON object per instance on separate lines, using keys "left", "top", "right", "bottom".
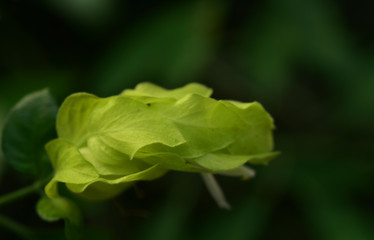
{"left": 45, "top": 83, "right": 278, "bottom": 205}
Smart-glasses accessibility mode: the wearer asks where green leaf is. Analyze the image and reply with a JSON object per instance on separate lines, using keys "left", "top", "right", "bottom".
{"left": 1, "top": 89, "right": 57, "bottom": 177}
{"left": 37, "top": 196, "right": 82, "bottom": 240}
{"left": 36, "top": 196, "right": 81, "bottom": 225}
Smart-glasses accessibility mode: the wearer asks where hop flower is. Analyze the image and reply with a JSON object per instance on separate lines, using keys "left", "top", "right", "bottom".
{"left": 45, "top": 83, "right": 278, "bottom": 203}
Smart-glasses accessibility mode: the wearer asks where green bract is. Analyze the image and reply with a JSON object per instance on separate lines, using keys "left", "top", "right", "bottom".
{"left": 45, "top": 83, "right": 278, "bottom": 200}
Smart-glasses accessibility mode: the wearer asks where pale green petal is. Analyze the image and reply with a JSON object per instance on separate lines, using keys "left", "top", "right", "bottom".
{"left": 66, "top": 181, "right": 132, "bottom": 201}
{"left": 122, "top": 82, "right": 213, "bottom": 99}
{"left": 193, "top": 151, "right": 280, "bottom": 172}
{"left": 79, "top": 136, "right": 150, "bottom": 176}
{"left": 192, "top": 152, "right": 251, "bottom": 172}
{"left": 220, "top": 101, "right": 275, "bottom": 155}
{"left": 45, "top": 139, "right": 99, "bottom": 198}
{"left": 218, "top": 166, "right": 256, "bottom": 180}
{"left": 45, "top": 179, "right": 59, "bottom": 198}
{"left": 150, "top": 94, "right": 243, "bottom": 158}
{"left": 45, "top": 139, "right": 99, "bottom": 184}
{"left": 56, "top": 93, "right": 100, "bottom": 145}
{"left": 57, "top": 93, "right": 186, "bottom": 150}
{"left": 137, "top": 151, "right": 205, "bottom": 172}
{"left": 65, "top": 164, "right": 167, "bottom": 200}
{"left": 246, "top": 151, "right": 280, "bottom": 165}
{"left": 104, "top": 164, "right": 167, "bottom": 184}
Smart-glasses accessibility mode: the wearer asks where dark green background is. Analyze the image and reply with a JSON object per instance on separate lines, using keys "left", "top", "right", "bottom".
{"left": 1, "top": 0, "right": 373, "bottom": 239}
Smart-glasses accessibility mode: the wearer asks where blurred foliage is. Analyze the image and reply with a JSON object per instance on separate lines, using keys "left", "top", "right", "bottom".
{"left": 0, "top": 0, "right": 373, "bottom": 239}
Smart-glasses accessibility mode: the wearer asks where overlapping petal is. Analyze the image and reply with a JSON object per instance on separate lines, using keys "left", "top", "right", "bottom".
{"left": 45, "top": 82, "right": 278, "bottom": 200}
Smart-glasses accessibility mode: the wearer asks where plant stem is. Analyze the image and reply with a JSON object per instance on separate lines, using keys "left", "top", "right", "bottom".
{"left": 201, "top": 173, "right": 231, "bottom": 210}
{"left": 0, "top": 180, "right": 44, "bottom": 208}
{"left": 0, "top": 214, "right": 35, "bottom": 239}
